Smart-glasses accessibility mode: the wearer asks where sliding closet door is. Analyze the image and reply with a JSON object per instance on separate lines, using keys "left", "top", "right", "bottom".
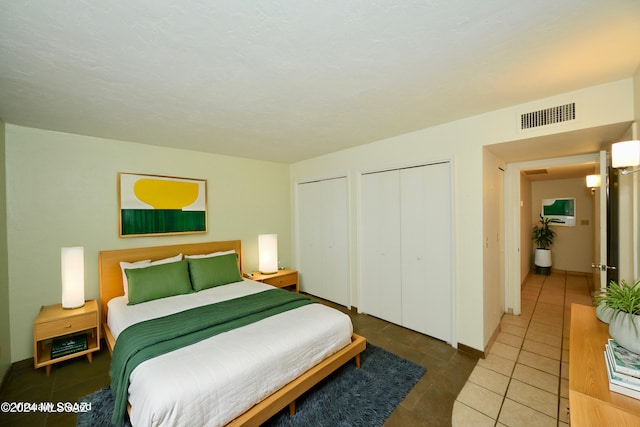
{"left": 360, "top": 170, "right": 402, "bottom": 324}
{"left": 400, "top": 163, "right": 452, "bottom": 341}
{"left": 297, "top": 177, "right": 349, "bottom": 306}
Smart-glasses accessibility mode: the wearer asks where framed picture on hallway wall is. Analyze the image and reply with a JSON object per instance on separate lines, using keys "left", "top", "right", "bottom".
{"left": 118, "top": 173, "right": 207, "bottom": 237}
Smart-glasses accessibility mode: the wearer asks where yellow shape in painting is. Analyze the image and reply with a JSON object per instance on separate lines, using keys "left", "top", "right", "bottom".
{"left": 134, "top": 179, "right": 199, "bottom": 209}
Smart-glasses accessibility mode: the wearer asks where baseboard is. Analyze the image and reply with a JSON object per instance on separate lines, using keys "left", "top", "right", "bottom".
{"left": 457, "top": 319, "right": 501, "bottom": 360}
{"left": 457, "top": 342, "right": 485, "bottom": 359}
{"left": 483, "top": 321, "right": 501, "bottom": 357}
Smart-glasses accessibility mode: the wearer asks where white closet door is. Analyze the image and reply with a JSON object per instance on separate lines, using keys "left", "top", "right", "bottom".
{"left": 400, "top": 163, "right": 452, "bottom": 341}
{"left": 360, "top": 170, "right": 402, "bottom": 324}
{"left": 297, "top": 178, "right": 349, "bottom": 306}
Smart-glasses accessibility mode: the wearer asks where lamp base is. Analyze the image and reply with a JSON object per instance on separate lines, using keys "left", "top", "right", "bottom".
{"left": 62, "top": 302, "right": 85, "bottom": 310}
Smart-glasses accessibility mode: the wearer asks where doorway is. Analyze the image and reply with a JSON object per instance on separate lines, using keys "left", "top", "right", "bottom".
{"left": 504, "top": 153, "right": 599, "bottom": 315}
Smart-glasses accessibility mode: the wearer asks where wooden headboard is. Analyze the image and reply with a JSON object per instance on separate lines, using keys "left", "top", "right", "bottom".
{"left": 98, "top": 240, "right": 242, "bottom": 328}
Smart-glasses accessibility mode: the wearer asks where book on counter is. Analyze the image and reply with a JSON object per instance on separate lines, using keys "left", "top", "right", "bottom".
{"left": 607, "top": 339, "right": 640, "bottom": 378}
{"left": 51, "top": 334, "right": 88, "bottom": 359}
{"left": 604, "top": 339, "right": 640, "bottom": 400}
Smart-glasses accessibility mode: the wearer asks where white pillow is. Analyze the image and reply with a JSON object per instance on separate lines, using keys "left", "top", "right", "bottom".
{"left": 150, "top": 253, "right": 183, "bottom": 265}
{"left": 185, "top": 250, "right": 235, "bottom": 259}
{"left": 120, "top": 260, "right": 151, "bottom": 296}
{"left": 120, "top": 253, "right": 184, "bottom": 295}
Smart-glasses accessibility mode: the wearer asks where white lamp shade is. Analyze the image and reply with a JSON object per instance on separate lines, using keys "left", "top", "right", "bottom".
{"left": 612, "top": 140, "right": 640, "bottom": 168}
{"left": 586, "top": 174, "right": 601, "bottom": 188}
{"left": 258, "top": 234, "right": 278, "bottom": 274}
{"left": 61, "top": 247, "right": 85, "bottom": 309}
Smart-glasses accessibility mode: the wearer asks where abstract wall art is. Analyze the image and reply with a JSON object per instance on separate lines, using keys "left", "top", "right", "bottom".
{"left": 119, "top": 173, "right": 207, "bottom": 237}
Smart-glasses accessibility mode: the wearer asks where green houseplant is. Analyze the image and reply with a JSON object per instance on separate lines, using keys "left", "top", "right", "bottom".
{"left": 532, "top": 215, "right": 556, "bottom": 274}
{"left": 593, "top": 279, "right": 640, "bottom": 353}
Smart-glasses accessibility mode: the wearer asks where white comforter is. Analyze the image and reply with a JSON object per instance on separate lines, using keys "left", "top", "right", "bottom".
{"left": 107, "top": 279, "right": 353, "bottom": 427}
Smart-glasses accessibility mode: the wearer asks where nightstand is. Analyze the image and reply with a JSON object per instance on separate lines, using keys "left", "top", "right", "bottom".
{"left": 251, "top": 269, "right": 299, "bottom": 292}
{"left": 33, "top": 299, "right": 100, "bottom": 375}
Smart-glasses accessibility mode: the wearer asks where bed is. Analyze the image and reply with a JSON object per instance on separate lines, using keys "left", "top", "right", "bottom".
{"left": 98, "top": 240, "right": 366, "bottom": 427}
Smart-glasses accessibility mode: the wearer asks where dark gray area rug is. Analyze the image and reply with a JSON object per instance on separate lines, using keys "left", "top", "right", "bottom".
{"left": 77, "top": 344, "right": 425, "bottom": 427}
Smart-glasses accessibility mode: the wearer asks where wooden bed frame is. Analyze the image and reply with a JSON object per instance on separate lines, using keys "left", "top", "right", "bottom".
{"left": 98, "top": 240, "right": 366, "bottom": 426}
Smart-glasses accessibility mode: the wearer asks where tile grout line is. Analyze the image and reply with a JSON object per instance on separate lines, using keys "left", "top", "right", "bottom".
{"left": 455, "top": 272, "right": 578, "bottom": 426}
{"left": 555, "top": 271, "right": 590, "bottom": 427}
{"left": 532, "top": 273, "right": 565, "bottom": 425}
{"left": 556, "top": 272, "right": 568, "bottom": 427}
{"left": 500, "top": 272, "right": 571, "bottom": 426}
{"left": 493, "top": 274, "right": 544, "bottom": 426}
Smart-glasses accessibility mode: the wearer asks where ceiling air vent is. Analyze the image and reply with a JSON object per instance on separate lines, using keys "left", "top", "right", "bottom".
{"left": 520, "top": 103, "right": 575, "bottom": 130}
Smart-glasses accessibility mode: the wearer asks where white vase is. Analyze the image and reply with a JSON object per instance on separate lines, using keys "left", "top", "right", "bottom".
{"left": 595, "top": 303, "right": 615, "bottom": 324}
{"left": 609, "top": 312, "right": 640, "bottom": 354}
{"left": 534, "top": 249, "right": 551, "bottom": 267}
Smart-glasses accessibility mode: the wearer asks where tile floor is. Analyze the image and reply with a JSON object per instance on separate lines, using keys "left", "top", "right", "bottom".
{"left": 452, "top": 271, "right": 594, "bottom": 427}
{"left": 0, "top": 344, "right": 112, "bottom": 426}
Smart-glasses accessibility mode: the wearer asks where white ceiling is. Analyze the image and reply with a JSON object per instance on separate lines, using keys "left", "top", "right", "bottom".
{"left": 1, "top": 0, "right": 639, "bottom": 163}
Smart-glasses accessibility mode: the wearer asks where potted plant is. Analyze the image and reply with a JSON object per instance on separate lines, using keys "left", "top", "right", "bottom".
{"left": 593, "top": 279, "right": 640, "bottom": 353}
{"left": 532, "top": 215, "right": 556, "bottom": 275}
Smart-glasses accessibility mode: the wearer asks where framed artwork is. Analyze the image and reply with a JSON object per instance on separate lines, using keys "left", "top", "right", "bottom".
{"left": 119, "top": 173, "right": 207, "bottom": 237}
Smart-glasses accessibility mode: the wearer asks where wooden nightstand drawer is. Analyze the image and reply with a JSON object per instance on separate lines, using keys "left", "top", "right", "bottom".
{"left": 262, "top": 273, "right": 297, "bottom": 288}
{"left": 35, "top": 312, "right": 96, "bottom": 340}
{"left": 251, "top": 269, "right": 299, "bottom": 292}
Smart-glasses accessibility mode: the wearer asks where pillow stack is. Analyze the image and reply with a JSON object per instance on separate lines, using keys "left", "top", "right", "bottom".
{"left": 121, "top": 251, "right": 243, "bottom": 305}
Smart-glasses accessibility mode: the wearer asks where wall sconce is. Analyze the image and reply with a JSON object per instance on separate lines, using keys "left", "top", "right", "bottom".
{"left": 61, "top": 247, "right": 85, "bottom": 309}
{"left": 585, "top": 174, "right": 601, "bottom": 194}
{"left": 258, "top": 234, "right": 278, "bottom": 274}
{"left": 612, "top": 140, "right": 640, "bottom": 175}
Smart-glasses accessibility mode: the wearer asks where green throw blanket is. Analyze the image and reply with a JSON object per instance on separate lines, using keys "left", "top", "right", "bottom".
{"left": 110, "top": 288, "right": 315, "bottom": 425}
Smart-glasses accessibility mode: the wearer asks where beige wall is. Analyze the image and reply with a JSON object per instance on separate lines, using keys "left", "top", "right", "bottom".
{"left": 531, "top": 178, "right": 594, "bottom": 273}
{"left": 292, "top": 78, "right": 635, "bottom": 351}
{"left": 616, "top": 123, "right": 636, "bottom": 284}
{"left": 482, "top": 149, "right": 505, "bottom": 342}
{"left": 592, "top": 66, "right": 640, "bottom": 287}
{"left": 0, "top": 120, "right": 10, "bottom": 380}
{"left": 633, "top": 65, "right": 640, "bottom": 280}
{"left": 520, "top": 173, "right": 533, "bottom": 283}
{"left": 5, "top": 125, "right": 292, "bottom": 362}
{"left": 615, "top": 65, "right": 640, "bottom": 283}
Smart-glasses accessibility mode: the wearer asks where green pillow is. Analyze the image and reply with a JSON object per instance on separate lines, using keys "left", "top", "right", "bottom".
{"left": 126, "top": 259, "right": 192, "bottom": 305}
{"left": 187, "top": 253, "right": 243, "bottom": 291}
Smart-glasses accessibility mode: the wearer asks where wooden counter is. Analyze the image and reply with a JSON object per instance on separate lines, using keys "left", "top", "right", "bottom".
{"left": 569, "top": 304, "right": 640, "bottom": 426}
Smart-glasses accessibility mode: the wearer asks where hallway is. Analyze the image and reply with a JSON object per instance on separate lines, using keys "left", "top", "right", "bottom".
{"left": 452, "top": 271, "right": 594, "bottom": 426}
